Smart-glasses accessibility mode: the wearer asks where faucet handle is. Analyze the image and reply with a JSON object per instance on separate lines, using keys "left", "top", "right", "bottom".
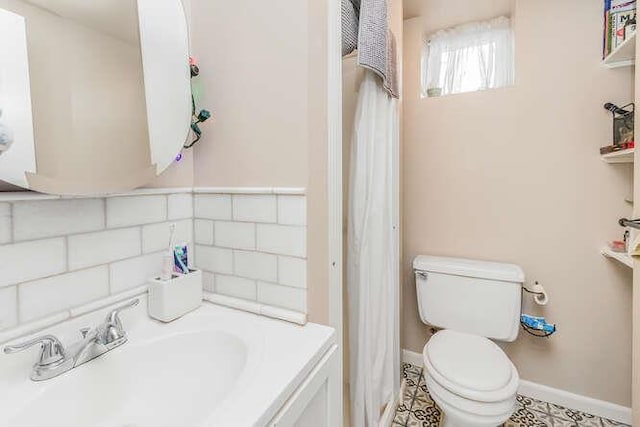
{"left": 101, "top": 298, "right": 139, "bottom": 344}
{"left": 4, "top": 335, "right": 66, "bottom": 366}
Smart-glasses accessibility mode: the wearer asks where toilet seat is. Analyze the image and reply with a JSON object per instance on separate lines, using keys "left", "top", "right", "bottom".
{"left": 422, "top": 330, "right": 519, "bottom": 426}
{"left": 423, "top": 330, "right": 519, "bottom": 403}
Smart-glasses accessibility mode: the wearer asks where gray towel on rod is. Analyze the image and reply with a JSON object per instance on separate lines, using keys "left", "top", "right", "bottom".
{"left": 342, "top": 0, "right": 359, "bottom": 56}
{"left": 342, "top": 0, "right": 399, "bottom": 98}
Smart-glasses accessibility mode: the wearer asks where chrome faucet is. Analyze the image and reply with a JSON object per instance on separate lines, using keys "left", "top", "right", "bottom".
{"left": 4, "top": 298, "right": 139, "bottom": 381}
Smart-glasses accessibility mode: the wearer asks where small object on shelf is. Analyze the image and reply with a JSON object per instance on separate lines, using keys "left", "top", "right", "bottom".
{"left": 624, "top": 229, "right": 631, "bottom": 250}
{"left": 604, "top": 102, "right": 634, "bottom": 145}
{"left": 520, "top": 314, "right": 556, "bottom": 338}
{"left": 625, "top": 15, "right": 636, "bottom": 39}
{"left": 609, "top": 240, "right": 627, "bottom": 252}
{"left": 148, "top": 269, "right": 203, "bottom": 322}
{"left": 600, "top": 140, "right": 634, "bottom": 155}
{"left": 604, "top": 0, "right": 637, "bottom": 59}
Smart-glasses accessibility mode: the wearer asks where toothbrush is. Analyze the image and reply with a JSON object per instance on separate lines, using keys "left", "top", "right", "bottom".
{"left": 160, "top": 224, "right": 176, "bottom": 280}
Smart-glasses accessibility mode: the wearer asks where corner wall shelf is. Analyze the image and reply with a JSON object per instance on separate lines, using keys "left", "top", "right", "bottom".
{"left": 602, "top": 247, "right": 633, "bottom": 268}
{"left": 601, "top": 148, "right": 635, "bottom": 163}
{"left": 603, "top": 31, "right": 636, "bottom": 68}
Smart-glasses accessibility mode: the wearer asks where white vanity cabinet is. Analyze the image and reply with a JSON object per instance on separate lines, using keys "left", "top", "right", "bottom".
{"left": 269, "top": 344, "right": 342, "bottom": 427}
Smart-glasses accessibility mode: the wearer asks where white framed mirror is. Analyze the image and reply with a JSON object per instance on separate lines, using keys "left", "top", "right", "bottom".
{"left": 0, "top": 0, "right": 191, "bottom": 195}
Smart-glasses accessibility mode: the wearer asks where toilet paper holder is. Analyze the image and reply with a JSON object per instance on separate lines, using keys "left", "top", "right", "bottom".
{"left": 523, "top": 281, "right": 548, "bottom": 306}
{"left": 521, "top": 281, "right": 556, "bottom": 338}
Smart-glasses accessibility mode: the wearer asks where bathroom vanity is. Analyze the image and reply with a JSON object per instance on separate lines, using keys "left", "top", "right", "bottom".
{"left": 0, "top": 298, "right": 340, "bottom": 427}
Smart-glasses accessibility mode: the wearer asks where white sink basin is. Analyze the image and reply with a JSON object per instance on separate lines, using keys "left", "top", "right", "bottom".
{"left": 6, "top": 331, "right": 247, "bottom": 427}
{"left": 0, "top": 301, "right": 335, "bottom": 427}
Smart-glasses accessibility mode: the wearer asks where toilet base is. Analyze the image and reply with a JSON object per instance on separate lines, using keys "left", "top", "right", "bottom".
{"left": 433, "top": 396, "right": 512, "bottom": 427}
{"left": 438, "top": 408, "right": 507, "bottom": 427}
{"left": 428, "top": 376, "right": 514, "bottom": 427}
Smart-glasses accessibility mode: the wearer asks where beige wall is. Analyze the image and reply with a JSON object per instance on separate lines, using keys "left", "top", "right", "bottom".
{"left": 190, "top": 0, "right": 330, "bottom": 324}
{"left": 403, "top": 0, "right": 633, "bottom": 406}
{"left": 191, "top": 0, "right": 308, "bottom": 188}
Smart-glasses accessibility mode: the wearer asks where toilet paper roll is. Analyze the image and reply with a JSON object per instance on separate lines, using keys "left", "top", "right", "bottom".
{"left": 526, "top": 282, "right": 549, "bottom": 306}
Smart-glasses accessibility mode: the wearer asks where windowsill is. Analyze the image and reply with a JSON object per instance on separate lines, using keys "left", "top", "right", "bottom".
{"left": 419, "top": 84, "right": 516, "bottom": 100}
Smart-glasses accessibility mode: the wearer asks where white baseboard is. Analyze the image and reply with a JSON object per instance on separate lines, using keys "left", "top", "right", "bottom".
{"left": 518, "top": 380, "right": 631, "bottom": 425}
{"left": 402, "top": 349, "right": 424, "bottom": 368}
{"left": 401, "top": 349, "right": 631, "bottom": 425}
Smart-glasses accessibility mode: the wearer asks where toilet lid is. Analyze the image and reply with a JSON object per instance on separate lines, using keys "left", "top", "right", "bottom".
{"left": 425, "top": 330, "right": 514, "bottom": 393}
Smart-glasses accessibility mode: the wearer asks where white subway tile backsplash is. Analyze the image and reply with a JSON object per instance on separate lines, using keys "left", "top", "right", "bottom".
{"left": 13, "top": 199, "right": 104, "bottom": 241}
{"left": 142, "top": 219, "right": 193, "bottom": 253}
{"left": 234, "top": 250, "right": 277, "bottom": 281}
{"left": 168, "top": 193, "right": 193, "bottom": 220}
{"left": 215, "top": 275, "right": 257, "bottom": 300}
{"left": 257, "top": 224, "right": 306, "bottom": 257}
{"left": 191, "top": 192, "right": 308, "bottom": 316}
{"left": 110, "top": 252, "right": 163, "bottom": 294}
{"left": 106, "top": 195, "right": 167, "bottom": 228}
{"left": 195, "top": 245, "right": 233, "bottom": 274}
{"left": 194, "top": 195, "right": 232, "bottom": 220}
{"left": 19, "top": 266, "right": 109, "bottom": 323}
{"left": 68, "top": 228, "right": 141, "bottom": 270}
{"left": 0, "top": 287, "right": 17, "bottom": 331}
{"left": 233, "top": 195, "right": 277, "bottom": 223}
{"left": 0, "top": 238, "right": 66, "bottom": 288}
{"left": 257, "top": 282, "right": 306, "bottom": 312}
{"left": 0, "top": 312, "right": 70, "bottom": 346}
{"left": 0, "top": 189, "right": 307, "bottom": 335}
{"left": 69, "top": 285, "right": 147, "bottom": 318}
{"left": 194, "top": 219, "right": 214, "bottom": 245}
{"left": 277, "top": 196, "right": 306, "bottom": 225}
{"left": 0, "top": 203, "right": 11, "bottom": 244}
{"left": 278, "top": 256, "right": 307, "bottom": 289}
{"left": 214, "top": 221, "right": 255, "bottom": 250}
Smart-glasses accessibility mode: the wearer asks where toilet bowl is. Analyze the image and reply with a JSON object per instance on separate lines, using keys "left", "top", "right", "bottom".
{"left": 422, "top": 330, "right": 518, "bottom": 427}
{"left": 413, "top": 256, "right": 524, "bottom": 427}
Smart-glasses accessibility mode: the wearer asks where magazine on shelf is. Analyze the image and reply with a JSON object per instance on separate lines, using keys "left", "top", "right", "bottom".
{"left": 604, "top": 0, "right": 637, "bottom": 57}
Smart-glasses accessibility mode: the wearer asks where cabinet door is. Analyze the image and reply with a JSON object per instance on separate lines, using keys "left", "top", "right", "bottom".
{"left": 269, "top": 345, "right": 341, "bottom": 427}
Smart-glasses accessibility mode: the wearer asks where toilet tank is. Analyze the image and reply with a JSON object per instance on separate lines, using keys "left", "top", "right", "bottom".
{"left": 413, "top": 256, "right": 524, "bottom": 342}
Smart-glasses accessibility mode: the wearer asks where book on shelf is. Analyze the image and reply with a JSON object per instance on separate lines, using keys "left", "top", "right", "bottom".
{"left": 600, "top": 141, "right": 635, "bottom": 155}
{"left": 604, "top": 0, "right": 637, "bottom": 57}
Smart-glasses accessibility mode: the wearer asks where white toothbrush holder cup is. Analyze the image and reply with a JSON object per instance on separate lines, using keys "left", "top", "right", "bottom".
{"left": 148, "top": 269, "right": 203, "bottom": 322}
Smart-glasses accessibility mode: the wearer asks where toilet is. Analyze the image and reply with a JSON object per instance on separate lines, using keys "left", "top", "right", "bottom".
{"left": 413, "top": 256, "right": 524, "bottom": 427}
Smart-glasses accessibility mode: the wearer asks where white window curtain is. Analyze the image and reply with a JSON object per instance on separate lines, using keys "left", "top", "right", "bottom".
{"left": 422, "top": 16, "right": 514, "bottom": 97}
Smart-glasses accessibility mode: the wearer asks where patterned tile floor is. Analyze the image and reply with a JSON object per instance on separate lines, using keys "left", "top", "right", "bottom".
{"left": 394, "top": 363, "right": 630, "bottom": 427}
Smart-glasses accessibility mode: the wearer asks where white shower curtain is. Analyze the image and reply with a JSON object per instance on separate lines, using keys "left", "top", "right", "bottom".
{"left": 348, "top": 70, "right": 399, "bottom": 427}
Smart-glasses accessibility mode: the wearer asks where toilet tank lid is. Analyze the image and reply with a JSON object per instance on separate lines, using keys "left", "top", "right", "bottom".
{"left": 413, "top": 256, "right": 525, "bottom": 283}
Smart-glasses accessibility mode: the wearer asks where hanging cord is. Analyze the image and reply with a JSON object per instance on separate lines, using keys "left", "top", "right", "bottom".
{"left": 184, "top": 58, "right": 212, "bottom": 149}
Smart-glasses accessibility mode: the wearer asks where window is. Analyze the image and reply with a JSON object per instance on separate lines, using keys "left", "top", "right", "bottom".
{"left": 421, "top": 16, "right": 515, "bottom": 97}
